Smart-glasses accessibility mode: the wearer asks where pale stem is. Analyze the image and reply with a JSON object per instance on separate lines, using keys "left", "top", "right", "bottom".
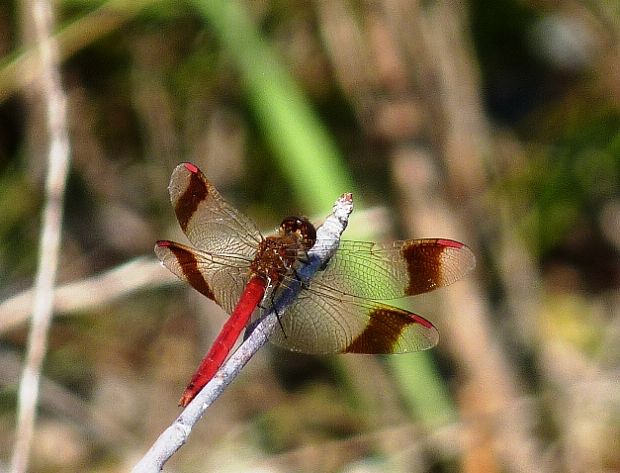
{"left": 10, "top": 0, "right": 71, "bottom": 472}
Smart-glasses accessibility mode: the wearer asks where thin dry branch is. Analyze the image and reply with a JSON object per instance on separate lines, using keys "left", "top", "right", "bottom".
{"left": 0, "top": 258, "right": 173, "bottom": 334}
{"left": 10, "top": 1, "right": 71, "bottom": 471}
{"left": 131, "top": 192, "right": 353, "bottom": 473}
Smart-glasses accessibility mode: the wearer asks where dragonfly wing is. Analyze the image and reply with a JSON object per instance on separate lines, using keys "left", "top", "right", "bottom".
{"left": 269, "top": 291, "right": 438, "bottom": 354}
{"left": 155, "top": 240, "right": 250, "bottom": 314}
{"left": 310, "top": 238, "right": 475, "bottom": 300}
{"left": 168, "top": 162, "right": 262, "bottom": 258}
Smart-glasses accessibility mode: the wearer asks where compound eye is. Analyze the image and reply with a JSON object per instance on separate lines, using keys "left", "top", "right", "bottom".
{"left": 298, "top": 217, "right": 316, "bottom": 247}
{"left": 280, "top": 216, "right": 316, "bottom": 247}
{"left": 280, "top": 216, "right": 300, "bottom": 233}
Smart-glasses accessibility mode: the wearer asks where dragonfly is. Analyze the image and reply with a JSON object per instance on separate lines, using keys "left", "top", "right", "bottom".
{"left": 155, "top": 162, "right": 475, "bottom": 407}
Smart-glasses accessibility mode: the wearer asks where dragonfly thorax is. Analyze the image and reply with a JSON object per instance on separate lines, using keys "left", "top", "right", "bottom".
{"left": 250, "top": 216, "right": 316, "bottom": 283}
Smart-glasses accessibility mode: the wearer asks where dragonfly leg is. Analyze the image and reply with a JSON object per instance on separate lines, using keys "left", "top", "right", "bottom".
{"left": 244, "top": 281, "right": 289, "bottom": 340}
{"left": 268, "top": 282, "right": 289, "bottom": 339}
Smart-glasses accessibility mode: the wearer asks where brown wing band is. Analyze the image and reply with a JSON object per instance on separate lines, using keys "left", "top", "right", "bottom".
{"left": 402, "top": 239, "right": 462, "bottom": 296}
{"left": 174, "top": 163, "right": 208, "bottom": 233}
{"left": 159, "top": 241, "right": 217, "bottom": 302}
{"left": 344, "top": 308, "right": 432, "bottom": 353}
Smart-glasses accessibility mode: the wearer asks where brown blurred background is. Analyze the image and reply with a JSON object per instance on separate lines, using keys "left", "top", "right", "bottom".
{"left": 0, "top": 1, "right": 618, "bottom": 472}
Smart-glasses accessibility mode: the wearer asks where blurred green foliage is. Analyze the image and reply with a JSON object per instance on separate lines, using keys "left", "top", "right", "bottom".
{"left": 513, "top": 104, "right": 620, "bottom": 257}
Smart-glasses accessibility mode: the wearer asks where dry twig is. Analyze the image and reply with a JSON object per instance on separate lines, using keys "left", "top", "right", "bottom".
{"left": 10, "top": 1, "right": 71, "bottom": 471}
{"left": 0, "top": 258, "right": 173, "bottom": 334}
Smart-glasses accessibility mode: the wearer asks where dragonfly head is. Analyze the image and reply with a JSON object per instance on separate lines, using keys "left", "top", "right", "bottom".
{"left": 279, "top": 216, "right": 316, "bottom": 250}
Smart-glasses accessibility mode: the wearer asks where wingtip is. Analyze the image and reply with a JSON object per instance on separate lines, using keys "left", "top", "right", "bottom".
{"left": 411, "top": 314, "right": 440, "bottom": 350}
{"left": 409, "top": 312, "right": 435, "bottom": 330}
{"left": 437, "top": 238, "right": 464, "bottom": 249}
{"left": 438, "top": 239, "right": 476, "bottom": 271}
{"left": 182, "top": 162, "right": 200, "bottom": 174}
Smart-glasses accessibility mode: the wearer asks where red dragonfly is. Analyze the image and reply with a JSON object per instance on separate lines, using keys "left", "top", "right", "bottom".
{"left": 155, "top": 162, "right": 475, "bottom": 407}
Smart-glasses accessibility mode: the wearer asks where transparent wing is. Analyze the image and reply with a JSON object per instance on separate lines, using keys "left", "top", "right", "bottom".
{"left": 156, "top": 162, "right": 265, "bottom": 312}
{"left": 168, "top": 162, "right": 262, "bottom": 259}
{"left": 267, "top": 238, "right": 474, "bottom": 354}
{"left": 269, "top": 289, "right": 438, "bottom": 354}
{"left": 155, "top": 241, "right": 251, "bottom": 314}
{"left": 307, "top": 238, "right": 475, "bottom": 300}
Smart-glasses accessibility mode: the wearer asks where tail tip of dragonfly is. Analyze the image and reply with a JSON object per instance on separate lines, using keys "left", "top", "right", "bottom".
{"left": 179, "top": 392, "right": 193, "bottom": 408}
